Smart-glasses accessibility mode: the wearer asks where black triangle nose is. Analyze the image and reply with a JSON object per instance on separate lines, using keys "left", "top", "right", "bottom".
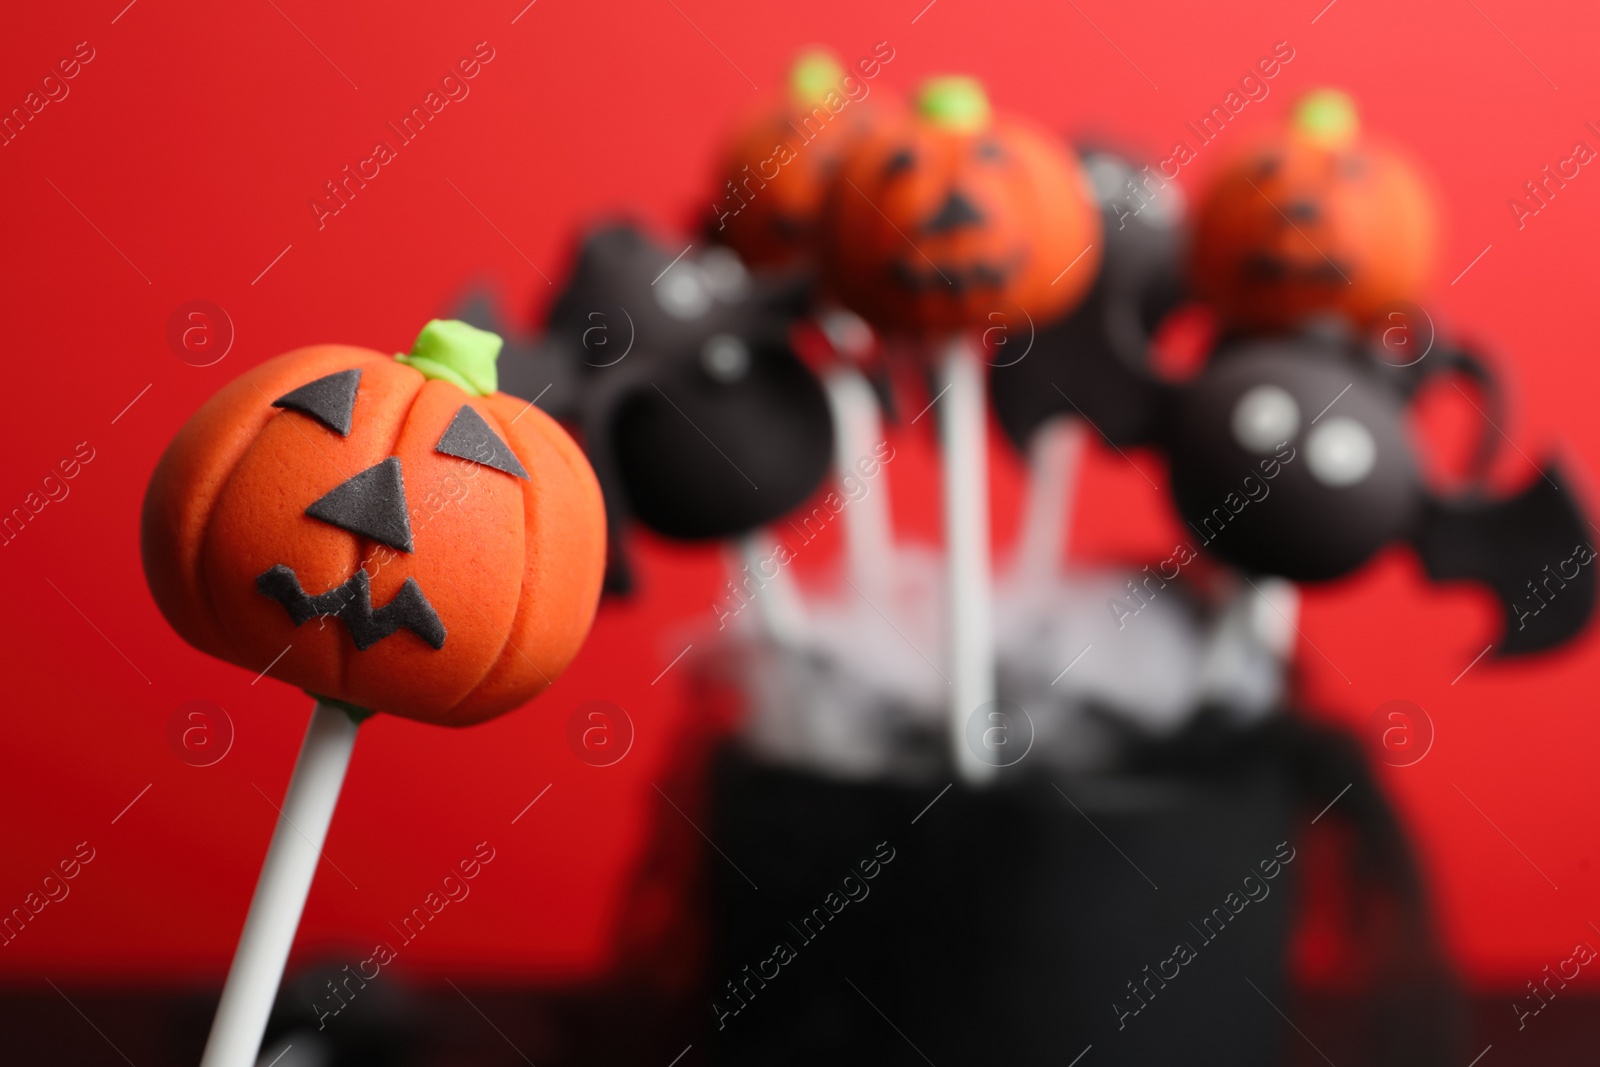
{"left": 923, "top": 190, "right": 985, "bottom": 235}
{"left": 1285, "top": 200, "right": 1320, "bottom": 223}
{"left": 305, "top": 457, "right": 415, "bottom": 552}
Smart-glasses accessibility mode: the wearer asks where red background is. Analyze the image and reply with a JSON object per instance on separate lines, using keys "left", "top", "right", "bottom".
{"left": 3, "top": 0, "right": 1598, "bottom": 992}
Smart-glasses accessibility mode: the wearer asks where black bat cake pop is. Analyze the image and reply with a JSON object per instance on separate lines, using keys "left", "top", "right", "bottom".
{"left": 542, "top": 223, "right": 812, "bottom": 373}
{"left": 990, "top": 145, "right": 1187, "bottom": 447}
{"left": 476, "top": 223, "right": 834, "bottom": 592}
{"left": 1117, "top": 327, "right": 1592, "bottom": 655}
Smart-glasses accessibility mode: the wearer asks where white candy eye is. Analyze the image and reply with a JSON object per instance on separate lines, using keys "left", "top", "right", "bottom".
{"left": 1306, "top": 417, "right": 1377, "bottom": 487}
{"left": 656, "top": 265, "right": 711, "bottom": 319}
{"left": 1231, "top": 385, "right": 1300, "bottom": 453}
{"left": 1085, "top": 155, "right": 1129, "bottom": 202}
{"left": 697, "top": 246, "right": 751, "bottom": 302}
{"left": 701, "top": 334, "right": 749, "bottom": 382}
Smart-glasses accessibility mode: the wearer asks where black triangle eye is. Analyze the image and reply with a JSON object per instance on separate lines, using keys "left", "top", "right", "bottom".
{"left": 273, "top": 369, "right": 362, "bottom": 436}
{"left": 435, "top": 405, "right": 529, "bottom": 480}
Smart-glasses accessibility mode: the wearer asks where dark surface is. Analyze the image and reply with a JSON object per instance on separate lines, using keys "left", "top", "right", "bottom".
{"left": 2, "top": 719, "right": 1536, "bottom": 1066}
{"left": 6, "top": 982, "right": 1593, "bottom": 1066}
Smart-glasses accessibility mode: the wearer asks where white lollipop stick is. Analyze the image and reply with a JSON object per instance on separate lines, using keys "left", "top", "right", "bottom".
{"left": 1195, "top": 576, "right": 1302, "bottom": 714}
{"left": 936, "top": 336, "right": 997, "bottom": 784}
{"left": 823, "top": 367, "right": 895, "bottom": 600}
{"left": 736, "top": 533, "right": 808, "bottom": 650}
{"left": 200, "top": 700, "right": 360, "bottom": 1067}
{"left": 1012, "top": 415, "right": 1087, "bottom": 587}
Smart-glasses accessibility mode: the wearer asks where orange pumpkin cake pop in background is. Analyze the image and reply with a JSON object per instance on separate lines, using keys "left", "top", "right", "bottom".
{"left": 1188, "top": 88, "right": 1439, "bottom": 333}
{"left": 712, "top": 47, "right": 892, "bottom": 269}
{"left": 818, "top": 75, "right": 1102, "bottom": 335}
{"left": 141, "top": 319, "right": 606, "bottom": 726}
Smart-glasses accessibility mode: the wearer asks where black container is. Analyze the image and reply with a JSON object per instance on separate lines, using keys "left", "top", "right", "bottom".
{"left": 703, "top": 738, "right": 1298, "bottom": 1066}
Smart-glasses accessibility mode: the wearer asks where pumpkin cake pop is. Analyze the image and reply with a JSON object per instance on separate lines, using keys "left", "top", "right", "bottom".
{"left": 1189, "top": 89, "right": 1438, "bottom": 333}
{"left": 818, "top": 75, "right": 1101, "bottom": 782}
{"left": 143, "top": 319, "right": 606, "bottom": 1067}
{"left": 143, "top": 318, "right": 605, "bottom": 725}
{"left": 709, "top": 48, "right": 909, "bottom": 615}
{"left": 712, "top": 47, "right": 889, "bottom": 269}
{"left": 819, "top": 75, "right": 1101, "bottom": 334}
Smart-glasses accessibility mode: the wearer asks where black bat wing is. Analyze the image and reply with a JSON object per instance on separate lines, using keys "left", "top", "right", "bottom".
{"left": 1414, "top": 462, "right": 1596, "bottom": 656}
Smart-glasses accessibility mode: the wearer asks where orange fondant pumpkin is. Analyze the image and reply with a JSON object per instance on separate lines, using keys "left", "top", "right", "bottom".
{"left": 1189, "top": 89, "right": 1438, "bottom": 333}
{"left": 712, "top": 48, "right": 890, "bottom": 269}
{"left": 141, "top": 320, "right": 606, "bottom": 726}
{"left": 818, "top": 75, "right": 1101, "bottom": 334}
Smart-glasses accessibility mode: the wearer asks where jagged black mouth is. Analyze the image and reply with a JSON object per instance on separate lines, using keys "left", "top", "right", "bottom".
{"left": 1240, "top": 251, "right": 1351, "bottom": 287}
{"left": 889, "top": 256, "right": 1017, "bottom": 296}
{"left": 257, "top": 565, "right": 446, "bottom": 651}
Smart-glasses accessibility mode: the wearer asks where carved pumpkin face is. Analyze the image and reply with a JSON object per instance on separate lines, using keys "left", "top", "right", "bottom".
{"left": 141, "top": 321, "right": 606, "bottom": 726}
{"left": 1189, "top": 89, "right": 1438, "bottom": 333}
{"left": 820, "top": 76, "right": 1102, "bottom": 335}
{"left": 713, "top": 49, "right": 889, "bottom": 269}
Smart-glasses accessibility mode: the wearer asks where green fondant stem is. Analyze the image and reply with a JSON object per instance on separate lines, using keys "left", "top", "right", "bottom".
{"left": 790, "top": 48, "right": 844, "bottom": 107}
{"left": 917, "top": 75, "right": 991, "bottom": 133}
{"left": 1293, "top": 88, "right": 1359, "bottom": 146}
{"left": 396, "top": 319, "right": 503, "bottom": 396}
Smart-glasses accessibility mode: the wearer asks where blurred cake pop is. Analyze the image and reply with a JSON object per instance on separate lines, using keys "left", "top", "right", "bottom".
{"left": 1144, "top": 330, "right": 1592, "bottom": 654}
{"left": 1189, "top": 89, "right": 1438, "bottom": 333}
{"left": 710, "top": 47, "right": 890, "bottom": 270}
{"left": 473, "top": 223, "right": 830, "bottom": 593}
{"left": 544, "top": 222, "right": 810, "bottom": 380}
{"left": 819, "top": 75, "right": 1101, "bottom": 333}
{"left": 707, "top": 47, "right": 908, "bottom": 613}
{"left": 589, "top": 328, "right": 834, "bottom": 544}
{"left": 817, "top": 74, "right": 1102, "bottom": 780}
{"left": 987, "top": 143, "right": 1184, "bottom": 612}
{"left": 991, "top": 144, "right": 1187, "bottom": 450}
